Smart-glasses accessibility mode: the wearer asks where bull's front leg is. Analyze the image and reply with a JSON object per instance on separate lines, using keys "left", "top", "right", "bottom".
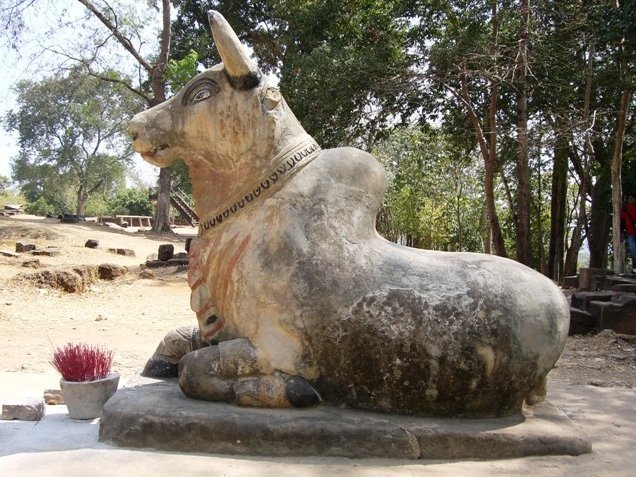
{"left": 178, "top": 338, "right": 321, "bottom": 408}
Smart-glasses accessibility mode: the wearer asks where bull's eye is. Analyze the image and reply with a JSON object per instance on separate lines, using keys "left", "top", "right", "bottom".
{"left": 182, "top": 78, "right": 220, "bottom": 106}
{"left": 193, "top": 89, "right": 211, "bottom": 102}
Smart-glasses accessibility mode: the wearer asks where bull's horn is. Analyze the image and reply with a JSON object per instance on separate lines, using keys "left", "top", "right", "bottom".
{"left": 208, "top": 10, "right": 261, "bottom": 90}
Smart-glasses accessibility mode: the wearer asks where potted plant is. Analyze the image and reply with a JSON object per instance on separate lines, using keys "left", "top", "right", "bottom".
{"left": 51, "top": 342, "right": 119, "bottom": 419}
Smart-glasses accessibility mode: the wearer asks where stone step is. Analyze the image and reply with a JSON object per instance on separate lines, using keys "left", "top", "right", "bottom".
{"left": 588, "top": 299, "right": 636, "bottom": 335}
{"left": 569, "top": 307, "right": 594, "bottom": 335}
{"left": 571, "top": 291, "right": 614, "bottom": 312}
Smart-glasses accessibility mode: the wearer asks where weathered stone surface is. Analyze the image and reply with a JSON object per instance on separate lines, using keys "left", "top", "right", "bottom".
{"left": 603, "top": 275, "right": 636, "bottom": 291}
{"left": 108, "top": 248, "right": 135, "bottom": 257}
{"left": 32, "top": 247, "right": 61, "bottom": 257}
{"left": 44, "top": 389, "right": 64, "bottom": 405}
{"left": 2, "top": 398, "right": 45, "bottom": 421}
{"left": 158, "top": 244, "right": 174, "bottom": 261}
{"left": 589, "top": 295, "right": 636, "bottom": 335}
{"left": 0, "top": 249, "right": 20, "bottom": 258}
{"left": 85, "top": 239, "right": 99, "bottom": 249}
{"left": 166, "top": 258, "right": 189, "bottom": 266}
{"left": 611, "top": 283, "right": 636, "bottom": 293}
{"left": 15, "top": 242, "right": 36, "bottom": 253}
{"left": 21, "top": 258, "right": 41, "bottom": 268}
{"left": 569, "top": 307, "right": 595, "bottom": 335}
{"left": 129, "top": 11, "right": 570, "bottom": 417}
{"left": 98, "top": 263, "right": 128, "bottom": 280}
{"left": 562, "top": 275, "right": 579, "bottom": 289}
{"left": 578, "top": 267, "right": 612, "bottom": 291}
{"left": 99, "top": 376, "right": 591, "bottom": 459}
{"left": 145, "top": 259, "right": 169, "bottom": 268}
{"left": 139, "top": 269, "right": 156, "bottom": 279}
{"left": 571, "top": 291, "right": 614, "bottom": 312}
{"left": 173, "top": 252, "right": 188, "bottom": 260}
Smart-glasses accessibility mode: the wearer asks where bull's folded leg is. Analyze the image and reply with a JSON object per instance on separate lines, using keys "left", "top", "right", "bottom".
{"left": 178, "top": 337, "right": 321, "bottom": 408}
{"left": 141, "top": 325, "right": 214, "bottom": 378}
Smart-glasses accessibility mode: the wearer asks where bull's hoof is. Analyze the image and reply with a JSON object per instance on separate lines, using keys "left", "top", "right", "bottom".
{"left": 285, "top": 376, "right": 321, "bottom": 408}
{"left": 141, "top": 356, "right": 178, "bottom": 378}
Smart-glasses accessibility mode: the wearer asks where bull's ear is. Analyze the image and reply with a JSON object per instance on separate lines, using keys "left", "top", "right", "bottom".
{"left": 208, "top": 10, "right": 261, "bottom": 90}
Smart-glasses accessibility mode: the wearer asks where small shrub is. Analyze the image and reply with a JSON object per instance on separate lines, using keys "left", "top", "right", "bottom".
{"left": 51, "top": 342, "right": 114, "bottom": 382}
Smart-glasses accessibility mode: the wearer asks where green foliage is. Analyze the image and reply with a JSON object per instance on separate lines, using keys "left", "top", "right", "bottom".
{"left": 4, "top": 67, "right": 143, "bottom": 215}
{"left": 374, "top": 126, "right": 483, "bottom": 251}
{"left": 24, "top": 197, "right": 56, "bottom": 216}
{"left": 165, "top": 50, "right": 200, "bottom": 93}
{"left": 108, "top": 188, "right": 154, "bottom": 216}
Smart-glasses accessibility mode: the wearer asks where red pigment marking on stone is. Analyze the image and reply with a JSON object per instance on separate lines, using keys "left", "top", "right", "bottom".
{"left": 219, "top": 234, "right": 251, "bottom": 312}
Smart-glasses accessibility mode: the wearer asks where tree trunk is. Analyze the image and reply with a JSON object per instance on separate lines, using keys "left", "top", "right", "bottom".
{"left": 588, "top": 143, "right": 612, "bottom": 269}
{"left": 150, "top": 0, "right": 173, "bottom": 233}
{"left": 548, "top": 131, "right": 568, "bottom": 281}
{"left": 611, "top": 87, "right": 632, "bottom": 273}
{"left": 515, "top": 0, "right": 531, "bottom": 266}
{"left": 76, "top": 185, "right": 86, "bottom": 216}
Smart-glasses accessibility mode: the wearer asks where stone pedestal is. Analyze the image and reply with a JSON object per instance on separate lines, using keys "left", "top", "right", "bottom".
{"left": 99, "top": 376, "right": 591, "bottom": 460}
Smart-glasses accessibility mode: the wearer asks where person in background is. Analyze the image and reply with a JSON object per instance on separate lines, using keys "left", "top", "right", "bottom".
{"left": 620, "top": 192, "right": 636, "bottom": 273}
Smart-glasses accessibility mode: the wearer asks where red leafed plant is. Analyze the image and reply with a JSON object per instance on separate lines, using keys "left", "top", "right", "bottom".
{"left": 51, "top": 343, "right": 114, "bottom": 382}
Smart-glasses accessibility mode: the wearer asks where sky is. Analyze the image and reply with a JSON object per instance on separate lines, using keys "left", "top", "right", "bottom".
{"left": 0, "top": 1, "right": 159, "bottom": 185}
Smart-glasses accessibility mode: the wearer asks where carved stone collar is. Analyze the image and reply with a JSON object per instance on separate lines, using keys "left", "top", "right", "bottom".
{"left": 199, "top": 135, "right": 321, "bottom": 233}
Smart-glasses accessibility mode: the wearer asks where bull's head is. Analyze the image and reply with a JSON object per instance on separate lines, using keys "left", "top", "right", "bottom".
{"left": 129, "top": 11, "right": 312, "bottom": 216}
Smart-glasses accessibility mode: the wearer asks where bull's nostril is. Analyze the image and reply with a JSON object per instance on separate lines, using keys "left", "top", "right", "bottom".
{"left": 131, "top": 132, "right": 139, "bottom": 141}
{"left": 206, "top": 315, "right": 218, "bottom": 325}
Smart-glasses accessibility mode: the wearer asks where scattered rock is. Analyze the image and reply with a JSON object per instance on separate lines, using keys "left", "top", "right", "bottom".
{"left": 15, "top": 242, "right": 36, "bottom": 253}
{"left": 158, "top": 244, "right": 174, "bottom": 261}
{"left": 145, "top": 259, "right": 169, "bottom": 268}
{"left": 139, "top": 269, "right": 156, "bottom": 279}
{"left": 167, "top": 258, "right": 189, "bottom": 266}
{"left": 32, "top": 247, "right": 61, "bottom": 257}
{"left": 44, "top": 389, "right": 64, "bottom": 405}
{"left": 2, "top": 399, "right": 46, "bottom": 421}
{"left": 85, "top": 239, "right": 99, "bottom": 249}
{"left": 98, "top": 263, "right": 128, "bottom": 280}
{"left": 108, "top": 248, "right": 135, "bottom": 257}
{"left": 0, "top": 250, "right": 19, "bottom": 258}
{"left": 21, "top": 258, "right": 41, "bottom": 268}
{"left": 95, "top": 314, "right": 107, "bottom": 321}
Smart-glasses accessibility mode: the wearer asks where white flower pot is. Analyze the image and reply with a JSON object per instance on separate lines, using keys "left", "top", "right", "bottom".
{"left": 60, "top": 372, "right": 120, "bottom": 419}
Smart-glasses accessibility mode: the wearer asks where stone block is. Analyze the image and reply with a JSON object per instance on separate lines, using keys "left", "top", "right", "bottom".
{"left": 167, "top": 258, "right": 189, "bottom": 266}
{"left": 158, "top": 244, "right": 174, "bottom": 261}
{"left": 145, "top": 259, "right": 169, "bottom": 268}
{"left": 108, "top": 248, "right": 135, "bottom": 257}
{"left": 31, "top": 248, "right": 61, "bottom": 257}
{"left": 562, "top": 275, "right": 579, "bottom": 289}
{"left": 570, "top": 291, "right": 614, "bottom": 312}
{"left": 589, "top": 299, "right": 636, "bottom": 335}
{"left": 185, "top": 237, "right": 193, "bottom": 253}
{"left": 0, "top": 249, "right": 19, "bottom": 258}
{"left": 99, "top": 376, "right": 591, "bottom": 459}
{"left": 15, "top": 242, "right": 36, "bottom": 253}
{"left": 85, "top": 239, "right": 99, "bottom": 249}
{"left": 2, "top": 398, "right": 45, "bottom": 421}
{"left": 578, "top": 267, "right": 612, "bottom": 291}
{"left": 569, "top": 307, "right": 595, "bottom": 335}
{"left": 603, "top": 275, "right": 636, "bottom": 291}
{"left": 44, "top": 389, "right": 64, "bottom": 405}
{"left": 611, "top": 283, "right": 636, "bottom": 293}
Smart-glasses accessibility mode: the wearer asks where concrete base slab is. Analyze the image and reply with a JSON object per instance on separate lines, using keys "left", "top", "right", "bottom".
{"left": 99, "top": 376, "right": 591, "bottom": 460}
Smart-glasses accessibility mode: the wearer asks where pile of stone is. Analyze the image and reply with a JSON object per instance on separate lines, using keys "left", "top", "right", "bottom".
{"left": 0, "top": 241, "right": 62, "bottom": 267}
{"left": 568, "top": 267, "right": 636, "bottom": 335}
{"left": 145, "top": 243, "right": 189, "bottom": 268}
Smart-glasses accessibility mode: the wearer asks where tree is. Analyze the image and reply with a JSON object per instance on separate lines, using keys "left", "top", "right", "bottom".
{"left": 1, "top": 0, "right": 175, "bottom": 231}
{"left": 5, "top": 69, "right": 137, "bottom": 215}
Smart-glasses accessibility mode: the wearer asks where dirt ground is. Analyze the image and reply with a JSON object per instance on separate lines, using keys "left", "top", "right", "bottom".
{"left": 0, "top": 214, "right": 635, "bottom": 389}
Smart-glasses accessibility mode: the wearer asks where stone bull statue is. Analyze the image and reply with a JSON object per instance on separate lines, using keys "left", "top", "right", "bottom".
{"left": 132, "top": 11, "right": 569, "bottom": 417}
